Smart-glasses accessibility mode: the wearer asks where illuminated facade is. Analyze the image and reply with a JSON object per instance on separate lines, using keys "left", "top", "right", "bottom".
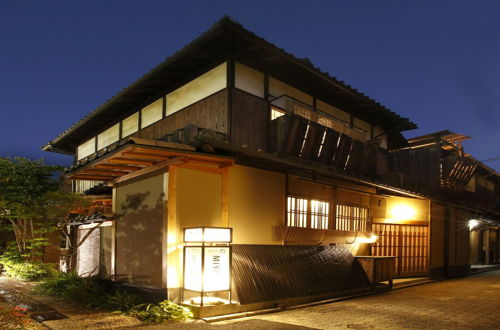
{"left": 43, "top": 18, "right": 499, "bottom": 315}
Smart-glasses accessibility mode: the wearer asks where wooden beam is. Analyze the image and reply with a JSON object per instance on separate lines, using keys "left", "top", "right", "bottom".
{"left": 70, "top": 174, "right": 115, "bottom": 181}
{"left": 94, "top": 164, "right": 142, "bottom": 171}
{"left": 83, "top": 169, "right": 129, "bottom": 176}
{"left": 178, "top": 163, "right": 222, "bottom": 175}
{"left": 131, "top": 147, "right": 234, "bottom": 164}
{"left": 122, "top": 151, "right": 170, "bottom": 160}
{"left": 108, "top": 158, "right": 156, "bottom": 166}
{"left": 114, "top": 157, "right": 186, "bottom": 184}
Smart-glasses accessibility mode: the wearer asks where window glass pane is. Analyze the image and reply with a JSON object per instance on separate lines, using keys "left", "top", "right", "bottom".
{"left": 167, "top": 62, "right": 227, "bottom": 115}
{"left": 122, "top": 112, "right": 139, "bottom": 137}
{"left": 140, "top": 98, "right": 163, "bottom": 128}
{"left": 235, "top": 62, "right": 264, "bottom": 98}
{"left": 335, "top": 204, "right": 369, "bottom": 232}
{"left": 97, "top": 123, "right": 119, "bottom": 150}
{"left": 77, "top": 137, "right": 96, "bottom": 160}
{"left": 287, "top": 196, "right": 329, "bottom": 229}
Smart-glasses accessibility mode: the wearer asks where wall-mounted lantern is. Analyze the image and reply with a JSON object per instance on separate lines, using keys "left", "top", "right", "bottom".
{"left": 468, "top": 219, "right": 480, "bottom": 231}
{"left": 389, "top": 204, "right": 417, "bottom": 221}
{"left": 182, "top": 227, "right": 232, "bottom": 306}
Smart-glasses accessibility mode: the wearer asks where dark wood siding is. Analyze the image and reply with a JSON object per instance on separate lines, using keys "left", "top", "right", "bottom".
{"left": 132, "top": 89, "right": 228, "bottom": 140}
{"left": 387, "top": 145, "right": 441, "bottom": 194}
{"left": 232, "top": 244, "right": 370, "bottom": 304}
{"left": 230, "top": 89, "right": 269, "bottom": 151}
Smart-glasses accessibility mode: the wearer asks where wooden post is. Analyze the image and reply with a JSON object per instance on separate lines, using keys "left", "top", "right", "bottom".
{"left": 221, "top": 167, "right": 229, "bottom": 227}
{"left": 166, "top": 166, "right": 179, "bottom": 299}
{"left": 111, "top": 187, "right": 117, "bottom": 280}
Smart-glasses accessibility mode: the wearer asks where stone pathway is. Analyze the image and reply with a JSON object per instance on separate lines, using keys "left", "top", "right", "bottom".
{"left": 216, "top": 270, "right": 500, "bottom": 329}
{"left": 2, "top": 270, "right": 500, "bottom": 329}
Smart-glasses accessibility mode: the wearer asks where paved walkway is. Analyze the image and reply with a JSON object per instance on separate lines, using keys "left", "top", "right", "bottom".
{"left": 3, "top": 270, "right": 500, "bottom": 329}
{"left": 213, "top": 270, "right": 500, "bottom": 330}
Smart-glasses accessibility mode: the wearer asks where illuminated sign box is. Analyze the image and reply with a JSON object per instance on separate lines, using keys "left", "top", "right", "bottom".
{"left": 183, "top": 227, "right": 232, "bottom": 243}
{"left": 184, "top": 246, "right": 230, "bottom": 292}
{"left": 182, "top": 227, "right": 233, "bottom": 306}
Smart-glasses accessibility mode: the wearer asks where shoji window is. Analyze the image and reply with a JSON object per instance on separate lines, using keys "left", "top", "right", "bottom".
{"left": 287, "top": 196, "right": 329, "bottom": 230}
{"left": 335, "top": 204, "right": 370, "bottom": 232}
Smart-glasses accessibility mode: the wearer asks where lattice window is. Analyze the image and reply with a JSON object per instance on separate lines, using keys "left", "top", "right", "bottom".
{"left": 287, "top": 196, "right": 329, "bottom": 229}
{"left": 335, "top": 204, "right": 370, "bottom": 232}
{"left": 311, "top": 200, "right": 329, "bottom": 229}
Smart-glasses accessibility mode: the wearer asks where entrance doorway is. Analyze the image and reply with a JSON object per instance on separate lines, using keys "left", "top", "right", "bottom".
{"left": 371, "top": 223, "right": 429, "bottom": 277}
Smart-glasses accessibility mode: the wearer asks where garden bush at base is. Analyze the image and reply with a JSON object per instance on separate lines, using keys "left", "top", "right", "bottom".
{"left": 36, "top": 273, "right": 192, "bottom": 323}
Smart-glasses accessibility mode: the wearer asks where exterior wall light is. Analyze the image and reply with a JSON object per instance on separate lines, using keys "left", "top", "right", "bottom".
{"left": 389, "top": 204, "right": 417, "bottom": 221}
{"left": 182, "top": 227, "right": 232, "bottom": 306}
{"left": 355, "top": 233, "right": 379, "bottom": 244}
{"left": 468, "top": 219, "right": 480, "bottom": 231}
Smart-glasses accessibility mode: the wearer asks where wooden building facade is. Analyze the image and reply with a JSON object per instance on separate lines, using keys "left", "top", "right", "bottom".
{"left": 43, "top": 18, "right": 498, "bottom": 313}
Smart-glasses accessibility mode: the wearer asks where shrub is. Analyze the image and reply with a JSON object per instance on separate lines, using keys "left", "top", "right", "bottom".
{"left": 128, "top": 300, "right": 193, "bottom": 323}
{"left": 36, "top": 272, "right": 112, "bottom": 308}
{"left": 37, "top": 274, "right": 192, "bottom": 323}
{"left": 1, "top": 262, "right": 57, "bottom": 281}
{"left": 0, "top": 242, "right": 58, "bottom": 281}
{"left": 106, "top": 289, "right": 141, "bottom": 312}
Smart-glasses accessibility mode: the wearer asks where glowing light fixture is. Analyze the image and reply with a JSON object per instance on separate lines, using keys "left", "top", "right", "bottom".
{"left": 355, "top": 233, "right": 379, "bottom": 244}
{"left": 182, "top": 227, "right": 232, "bottom": 306}
{"left": 390, "top": 204, "right": 417, "bottom": 221}
{"left": 468, "top": 219, "right": 480, "bottom": 231}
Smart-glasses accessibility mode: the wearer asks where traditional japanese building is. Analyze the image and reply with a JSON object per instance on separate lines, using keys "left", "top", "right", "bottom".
{"left": 43, "top": 17, "right": 499, "bottom": 315}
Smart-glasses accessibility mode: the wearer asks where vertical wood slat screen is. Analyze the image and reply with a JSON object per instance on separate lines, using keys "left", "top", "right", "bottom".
{"left": 371, "top": 223, "right": 429, "bottom": 276}
{"left": 287, "top": 196, "right": 329, "bottom": 229}
{"left": 335, "top": 204, "right": 370, "bottom": 232}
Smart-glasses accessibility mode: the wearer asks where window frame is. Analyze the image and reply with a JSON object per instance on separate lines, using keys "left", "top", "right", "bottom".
{"left": 286, "top": 195, "right": 331, "bottom": 230}
{"left": 334, "top": 203, "right": 371, "bottom": 232}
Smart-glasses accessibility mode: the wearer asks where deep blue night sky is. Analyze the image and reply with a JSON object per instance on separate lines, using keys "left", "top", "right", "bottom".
{"left": 1, "top": 1, "right": 499, "bottom": 170}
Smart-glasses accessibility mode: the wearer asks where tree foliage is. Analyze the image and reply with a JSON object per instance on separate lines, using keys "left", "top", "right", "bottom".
{"left": 0, "top": 157, "right": 87, "bottom": 262}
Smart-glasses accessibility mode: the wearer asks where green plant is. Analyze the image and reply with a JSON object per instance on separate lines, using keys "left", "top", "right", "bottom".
{"left": 37, "top": 274, "right": 192, "bottom": 323}
{"left": 106, "top": 289, "right": 141, "bottom": 312}
{"left": 36, "top": 273, "right": 114, "bottom": 308}
{"left": 128, "top": 300, "right": 193, "bottom": 323}
{"left": 35, "top": 272, "right": 82, "bottom": 296}
{"left": 0, "top": 244, "right": 58, "bottom": 281}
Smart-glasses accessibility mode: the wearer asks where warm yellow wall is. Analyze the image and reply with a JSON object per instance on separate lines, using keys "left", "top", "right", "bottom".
{"left": 176, "top": 167, "right": 222, "bottom": 228}
{"left": 228, "top": 165, "right": 285, "bottom": 245}
{"left": 167, "top": 62, "right": 227, "bottom": 115}
{"left": 114, "top": 172, "right": 165, "bottom": 287}
{"left": 336, "top": 188, "right": 370, "bottom": 207}
{"left": 165, "top": 167, "right": 222, "bottom": 293}
{"left": 235, "top": 62, "right": 264, "bottom": 98}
